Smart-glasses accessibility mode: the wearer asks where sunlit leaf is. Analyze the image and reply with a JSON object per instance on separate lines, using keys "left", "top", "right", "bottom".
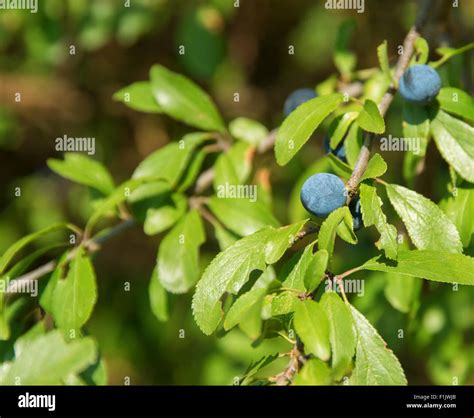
{"left": 150, "top": 65, "right": 225, "bottom": 131}
{"left": 275, "top": 94, "right": 343, "bottom": 166}
{"left": 385, "top": 183, "right": 462, "bottom": 253}
{"left": 350, "top": 306, "right": 407, "bottom": 385}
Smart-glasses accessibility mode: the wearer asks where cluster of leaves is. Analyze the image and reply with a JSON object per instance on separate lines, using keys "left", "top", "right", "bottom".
{"left": 1, "top": 27, "right": 473, "bottom": 385}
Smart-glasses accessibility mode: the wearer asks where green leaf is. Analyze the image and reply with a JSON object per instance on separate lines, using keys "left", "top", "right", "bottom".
{"left": 437, "top": 87, "right": 474, "bottom": 122}
{"left": 350, "top": 306, "right": 407, "bottom": 385}
{"left": 52, "top": 247, "right": 97, "bottom": 331}
{"left": 264, "top": 221, "right": 308, "bottom": 264}
{"left": 384, "top": 273, "right": 421, "bottom": 314}
{"left": 281, "top": 244, "right": 315, "bottom": 292}
{"left": 127, "top": 181, "right": 170, "bottom": 223}
{"left": 363, "top": 71, "right": 391, "bottom": 103}
{"left": 213, "top": 223, "right": 239, "bottom": 251}
{"left": 356, "top": 99, "right": 385, "bottom": 134}
{"left": 240, "top": 354, "right": 279, "bottom": 386}
{"left": 344, "top": 123, "right": 364, "bottom": 168}
{"left": 177, "top": 149, "right": 207, "bottom": 192}
{"left": 224, "top": 287, "right": 266, "bottom": 338}
{"left": 0, "top": 291, "right": 8, "bottom": 339}
{"left": 40, "top": 251, "right": 70, "bottom": 315}
{"left": 377, "top": 40, "right": 392, "bottom": 82}
{"left": 293, "top": 359, "right": 332, "bottom": 385}
{"left": 3, "top": 243, "right": 65, "bottom": 283}
{"left": 229, "top": 117, "right": 269, "bottom": 146}
{"left": 360, "top": 184, "right": 398, "bottom": 260}
{"left": 304, "top": 250, "right": 329, "bottom": 293}
{"left": 360, "top": 250, "right": 474, "bottom": 285}
{"left": 157, "top": 209, "right": 205, "bottom": 294}
{"left": 327, "top": 153, "right": 352, "bottom": 179}
{"left": 430, "top": 42, "right": 474, "bottom": 68}
{"left": 143, "top": 192, "right": 187, "bottom": 236}
{"left": 48, "top": 154, "right": 115, "bottom": 196}
{"left": 334, "top": 20, "right": 357, "bottom": 77}
{"left": 385, "top": 183, "right": 462, "bottom": 253}
{"left": 441, "top": 186, "right": 474, "bottom": 248}
{"left": 329, "top": 112, "right": 359, "bottom": 149}
{"left": 149, "top": 267, "right": 168, "bottom": 322}
{"left": 192, "top": 222, "right": 306, "bottom": 334}
{"left": 320, "top": 292, "right": 356, "bottom": 380}
{"left": 431, "top": 110, "right": 474, "bottom": 183}
{"left": 0, "top": 297, "right": 25, "bottom": 340}
{"left": 336, "top": 209, "right": 358, "bottom": 246}
{"left": 0, "top": 223, "right": 73, "bottom": 275}
{"left": 207, "top": 196, "right": 280, "bottom": 237}
{"left": 316, "top": 75, "right": 338, "bottom": 96}
{"left": 254, "top": 266, "right": 277, "bottom": 291}
{"left": 318, "top": 207, "right": 355, "bottom": 261}
{"left": 271, "top": 291, "right": 298, "bottom": 316}
{"left": 275, "top": 93, "right": 344, "bottom": 165}
{"left": 0, "top": 331, "right": 97, "bottom": 385}
{"left": 213, "top": 142, "right": 253, "bottom": 190}
{"left": 294, "top": 300, "right": 330, "bottom": 361}
{"left": 413, "top": 37, "right": 429, "bottom": 65}
{"left": 150, "top": 64, "right": 225, "bottom": 131}
{"left": 132, "top": 132, "right": 210, "bottom": 186}
{"left": 86, "top": 178, "right": 148, "bottom": 235}
{"left": 359, "top": 153, "right": 387, "bottom": 182}
{"left": 403, "top": 151, "right": 424, "bottom": 186}
{"left": 81, "top": 356, "right": 107, "bottom": 386}
{"left": 193, "top": 230, "right": 267, "bottom": 335}
{"left": 1, "top": 242, "right": 68, "bottom": 338}
{"left": 13, "top": 321, "right": 47, "bottom": 357}
{"left": 113, "top": 81, "right": 162, "bottom": 113}
{"left": 402, "top": 102, "right": 430, "bottom": 157}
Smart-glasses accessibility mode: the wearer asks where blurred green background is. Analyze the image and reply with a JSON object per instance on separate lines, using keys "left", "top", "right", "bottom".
{"left": 0, "top": 0, "right": 473, "bottom": 385}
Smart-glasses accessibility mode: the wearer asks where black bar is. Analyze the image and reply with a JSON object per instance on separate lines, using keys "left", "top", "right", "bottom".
{"left": 0, "top": 386, "right": 472, "bottom": 417}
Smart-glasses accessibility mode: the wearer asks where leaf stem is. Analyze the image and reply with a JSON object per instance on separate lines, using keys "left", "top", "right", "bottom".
{"left": 5, "top": 219, "right": 136, "bottom": 294}
{"left": 335, "top": 277, "right": 350, "bottom": 305}
{"left": 193, "top": 128, "right": 278, "bottom": 195}
{"left": 374, "top": 178, "right": 388, "bottom": 186}
{"left": 276, "top": 331, "right": 296, "bottom": 345}
{"left": 278, "top": 287, "right": 303, "bottom": 295}
{"left": 337, "top": 266, "right": 363, "bottom": 281}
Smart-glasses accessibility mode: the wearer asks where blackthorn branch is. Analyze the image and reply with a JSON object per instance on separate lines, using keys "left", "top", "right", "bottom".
{"left": 346, "top": 0, "right": 435, "bottom": 194}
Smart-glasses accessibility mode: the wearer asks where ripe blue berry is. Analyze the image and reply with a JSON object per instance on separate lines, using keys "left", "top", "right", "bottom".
{"left": 349, "top": 195, "right": 363, "bottom": 231}
{"left": 300, "top": 173, "right": 347, "bottom": 218}
{"left": 399, "top": 64, "right": 441, "bottom": 105}
{"left": 324, "top": 135, "right": 346, "bottom": 162}
{"left": 284, "top": 88, "right": 317, "bottom": 116}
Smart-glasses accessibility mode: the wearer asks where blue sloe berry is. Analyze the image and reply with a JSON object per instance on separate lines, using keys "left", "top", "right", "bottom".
{"left": 324, "top": 135, "right": 346, "bottom": 162}
{"left": 349, "top": 195, "right": 363, "bottom": 231}
{"left": 284, "top": 88, "right": 317, "bottom": 116}
{"left": 300, "top": 173, "right": 347, "bottom": 218}
{"left": 399, "top": 64, "right": 441, "bottom": 105}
